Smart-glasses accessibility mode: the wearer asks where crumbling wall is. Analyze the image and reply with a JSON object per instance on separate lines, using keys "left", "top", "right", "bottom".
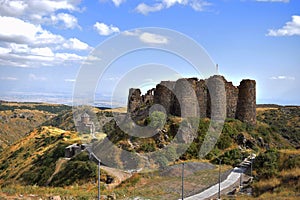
{"left": 127, "top": 76, "right": 256, "bottom": 125}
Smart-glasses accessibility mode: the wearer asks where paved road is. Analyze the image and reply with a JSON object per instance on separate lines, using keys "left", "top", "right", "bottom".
{"left": 184, "top": 157, "right": 253, "bottom": 200}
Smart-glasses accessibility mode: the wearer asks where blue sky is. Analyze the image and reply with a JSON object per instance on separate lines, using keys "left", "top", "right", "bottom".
{"left": 0, "top": 0, "right": 299, "bottom": 105}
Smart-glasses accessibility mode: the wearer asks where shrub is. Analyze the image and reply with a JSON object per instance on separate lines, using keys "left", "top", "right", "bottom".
{"left": 254, "top": 149, "right": 279, "bottom": 178}
{"left": 140, "top": 142, "right": 155, "bottom": 152}
{"left": 148, "top": 111, "right": 166, "bottom": 129}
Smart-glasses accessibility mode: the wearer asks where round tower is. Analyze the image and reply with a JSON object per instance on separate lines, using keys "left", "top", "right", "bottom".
{"left": 236, "top": 79, "right": 256, "bottom": 125}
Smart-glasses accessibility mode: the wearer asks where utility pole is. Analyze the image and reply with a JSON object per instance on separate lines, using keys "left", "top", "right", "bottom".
{"left": 98, "top": 158, "right": 101, "bottom": 200}
{"left": 90, "top": 152, "right": 101, "bottom": 200}
{"left": 250, "top": 153, "right": 253, "bottom": 178}
{"left": 240, "top": 154, "right": 243, "bottom": 188}
{"left": 182, "top": 163, "right": 185, "bottom": 200}
{"left": 217, "top": 158, "right": 221, "bottom": 200}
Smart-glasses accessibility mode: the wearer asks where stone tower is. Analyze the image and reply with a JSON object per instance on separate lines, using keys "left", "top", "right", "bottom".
{"left": 127, "top": 88, "right": 142, "bottom": 113}
{"left": 236, "top": 79, "right": 256, "bottom": 125}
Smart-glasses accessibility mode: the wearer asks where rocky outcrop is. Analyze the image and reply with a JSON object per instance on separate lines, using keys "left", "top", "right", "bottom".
{"left": 127, "top": 75, "right": 256, "bottom": 125}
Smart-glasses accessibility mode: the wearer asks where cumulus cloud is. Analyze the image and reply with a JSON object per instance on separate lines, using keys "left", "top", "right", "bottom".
{"left": 0, "top": 16, "right": 89, "bottom": 67}
{"left": 267, "top": 15, "right": 300, "bottom": 36}
{"left": 135, "top": 0, "right": 211, "bottom": 15}
{"left": 94, "top": 22, "right": 120, "bottom": 36}
{"left": 48, "top": 13, "right": 80, "bottom": 29}
{"left": 0, "top": 0, "right": 82, "bottom": 29}
{"left": 270, "top": 76, "right": 295, "bottom": 80}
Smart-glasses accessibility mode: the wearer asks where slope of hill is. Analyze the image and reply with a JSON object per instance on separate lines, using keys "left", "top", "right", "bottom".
{"left": 256, "top": 106, "right": 300, "bottom": 148}
{"left": 0, "top": 126, "right": 80, "bottom": 185}
{"left": 0, "top": 102, "right": 299, "bottom": 199}
{"left": 0, "top": 101, "right": 71, "bottom": 150}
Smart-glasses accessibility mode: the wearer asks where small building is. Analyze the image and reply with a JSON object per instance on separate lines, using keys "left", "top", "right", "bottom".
{"left": 76, "top": 112, "right": 96, "bottom": 137}
{"left": 65, "top": 143, "right": 83, "bottom": 158}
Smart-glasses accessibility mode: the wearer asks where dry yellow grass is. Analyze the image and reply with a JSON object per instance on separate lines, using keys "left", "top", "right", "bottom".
{"left": 99, "top": 107, "right": 127, "bottom": 113}
{"left": 256, "top": 107, "right": 278, "bottom": 112}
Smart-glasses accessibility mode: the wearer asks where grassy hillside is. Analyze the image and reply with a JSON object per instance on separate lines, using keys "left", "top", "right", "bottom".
{"left": 0, "top": 126, "right": 80, "bottom": 185}
{"left": 234, "top": 149, "right": 300, "bottom": 200}
{"left": 0, "top": 102, "right": 71, "bottom": 149}
{"left": 256, "top": 106, "right": 300, "bottom": 148}
{"left": 0, "top": 102, "right": 299, "bottom": 199}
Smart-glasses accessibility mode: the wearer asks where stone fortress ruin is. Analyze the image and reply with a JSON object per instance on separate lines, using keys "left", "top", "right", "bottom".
{"left": 127, "top": 75, "right": 256, "bottom": 125}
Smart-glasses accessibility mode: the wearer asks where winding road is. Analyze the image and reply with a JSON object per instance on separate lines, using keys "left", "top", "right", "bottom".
{"left": 184, "top": 156, "right": 254, "bottom": 200}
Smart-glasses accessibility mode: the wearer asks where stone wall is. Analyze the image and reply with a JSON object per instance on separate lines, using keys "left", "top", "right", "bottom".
{"left": 127, "top": 75, "right": 256, "bottom": 125}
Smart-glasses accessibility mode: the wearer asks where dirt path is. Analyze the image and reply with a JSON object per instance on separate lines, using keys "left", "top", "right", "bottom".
{"left": 101, "top": 165, "right": 132, "bottom": 189}
{"left": 45, "top": 158, "right": 68, "bottom": 186}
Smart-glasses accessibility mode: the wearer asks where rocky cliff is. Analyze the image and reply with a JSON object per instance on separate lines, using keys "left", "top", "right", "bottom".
{"left": 127, "top": 75, "right": 256, "bottom": 125}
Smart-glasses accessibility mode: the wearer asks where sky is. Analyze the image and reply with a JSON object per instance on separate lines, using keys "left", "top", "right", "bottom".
{"left": 0, "top": 0, "right": 299, "bottom": 106}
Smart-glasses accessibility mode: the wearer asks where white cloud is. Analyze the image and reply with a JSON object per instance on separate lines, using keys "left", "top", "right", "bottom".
{"left": 0, "top": 16, "right": 39, "bottom": 44}
{"left": 94, "top": 22, "right": 120, "bottom": 36}
{"left": 256, "top": 0, "right": 289, "bottom": 2}
{"left": 135, "top": 3, "right": 164, "bottom": 15}
{"left": 267, "top": 15, "right": 300, "bottom": 36}
{"left": 49, "top": 13, "right": 80, "bottom": 29}
{"left": 139, "top": 32, "right": 169, "bottom": 44}
{"left": 112, "top": 0, "right": 126, "bottom": 7}
{"left": 135, "top": 0, "right": 211, "bottom": 15}
{"left": 29, "top": 73, "right": 47, "bottom": 81}
{"left": 63, "top": 38, "right": 90, "bottom": 50}
{"left": 0, "top": 0, "right": 82, "bottom": 29}
{"left": 190, "top": 0, "right": 211, "bottom": 11}
{"left": 30, "top": 47, "right": 54, "bottom": 57}
{"left": 64, "top": 79, "right": 76, "bottom": 82}
{"left": 270, "top": 76, "right": 295, "bottom": 80}
{"left": 122, "top": 30, "right": 169, "bottom": 44}
{"left": 0, "top": 77, "right": 18, "bottom": 81}
{"left": 55, "top": 53, "right": 85, "bottom": 61}
{"left": 122, "top": 30, "right": 141, "bottom": 36}
{"left": 0, "top": 16, "right": 90, "bottom": 68}
{"left": 99, "top": 0, "right": 126, "bottom": 7}
{"left": 0, "top": 46, "right": 11, "bottom": 54}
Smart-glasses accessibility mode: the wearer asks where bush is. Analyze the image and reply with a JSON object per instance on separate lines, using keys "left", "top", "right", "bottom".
{"left": 216, "top": 132, "right": 232, "bottom": 150}
{"left": 254, "top": 149, "right": 279, "bottom": 178}
{"left": 140, "top": 142, "right": 156, "bottom": 152}
{"left": 148, "top": 111, "right": 166, "bottom": 129}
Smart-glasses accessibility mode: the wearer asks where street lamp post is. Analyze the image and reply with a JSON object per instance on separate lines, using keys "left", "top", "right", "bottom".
{"left": 181, "top": 163, "right": 185, "bottom": 200}
{"left": 240, "top": 154, "right": 243, "bottom": 188}
{"left": 250, "top": 153, "right": 253, "bottom": 178}
{"left": 217, "top": 158, "right": 222, "bottom": 200}
{"left": 98, "top": 158, "right": 101, "bottom": 200}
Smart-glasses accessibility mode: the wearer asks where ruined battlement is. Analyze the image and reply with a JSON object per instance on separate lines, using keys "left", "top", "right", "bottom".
{"left": 127, "top": 75, "right": 256, "bottom": 125}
